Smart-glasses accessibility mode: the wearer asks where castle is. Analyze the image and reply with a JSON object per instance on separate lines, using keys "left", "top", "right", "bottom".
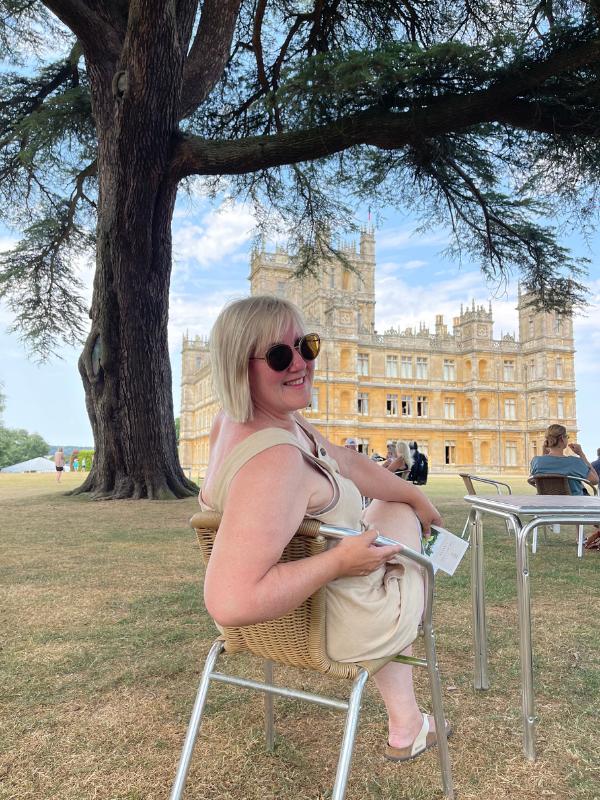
{"left": 179, "top": 229, "right": 577, "bottom": 481}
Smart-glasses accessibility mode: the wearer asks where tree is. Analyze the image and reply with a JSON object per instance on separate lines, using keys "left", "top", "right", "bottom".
{"left": 0, "top": 1, "right": 598, "bottom": 498}
{"left": 0, "top": 427, "right": 49, "bottom": 468}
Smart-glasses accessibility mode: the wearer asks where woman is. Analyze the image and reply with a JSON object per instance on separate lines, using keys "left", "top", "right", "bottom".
{"left": 530, "top": 424, "right": 598, "bottom": 495}
{"left": 200, "top": 296, "right": 448, "bottom": 762}
{"left": 384, "top": 440, "right": 411, "bottom": 480}
{"left": 530, "top": 424, "right": 600, "bottom": 550}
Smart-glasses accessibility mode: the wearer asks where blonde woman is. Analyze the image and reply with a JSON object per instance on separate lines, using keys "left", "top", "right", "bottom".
{"left": 530, "top": 424, "right": 598, "bottom": 496}
{"left": 199, "top": 295, "right": 449, "bottom": 762}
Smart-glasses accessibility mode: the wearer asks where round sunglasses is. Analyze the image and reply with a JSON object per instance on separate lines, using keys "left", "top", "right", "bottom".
{"left": 250, "top": 333, "right": 321, "bottom": 372}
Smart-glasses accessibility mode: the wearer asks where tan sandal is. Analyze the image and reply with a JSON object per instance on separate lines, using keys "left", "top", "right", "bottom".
{"left": 384, "top": 713, "right": 452, "bottom": 763}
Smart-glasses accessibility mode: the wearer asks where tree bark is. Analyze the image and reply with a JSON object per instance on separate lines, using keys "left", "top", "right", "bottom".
{"left": 71, "top": 14, "right": 197, "bottom": 499}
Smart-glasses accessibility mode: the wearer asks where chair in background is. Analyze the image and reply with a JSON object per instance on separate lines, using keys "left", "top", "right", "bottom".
{"left": 169, "top": 511, "right": 454, "bottom": 800}
{"left": 458, "top": 473, "right": 512, "bottom": 539}
{"left": 527, "top": 474, "right": 598, "bottom": 557}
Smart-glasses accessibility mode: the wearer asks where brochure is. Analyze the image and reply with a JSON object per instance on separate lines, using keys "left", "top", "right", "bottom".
{"left": 422, "top": 526, "right": 469, "bottom": 576}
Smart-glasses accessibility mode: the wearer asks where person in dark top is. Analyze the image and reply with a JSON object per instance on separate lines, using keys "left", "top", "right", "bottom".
{"left": 591, "top": 447, "right": 600, "bottom": 477}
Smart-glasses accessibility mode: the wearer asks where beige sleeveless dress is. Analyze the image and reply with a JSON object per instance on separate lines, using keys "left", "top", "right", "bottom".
{"left": 200, "top": 425, "right": 424, "bottom": 662}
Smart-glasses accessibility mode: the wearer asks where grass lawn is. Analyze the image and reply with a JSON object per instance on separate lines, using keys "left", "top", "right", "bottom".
{"left": 1, "top": 472, "right": 598, "bottom": 799}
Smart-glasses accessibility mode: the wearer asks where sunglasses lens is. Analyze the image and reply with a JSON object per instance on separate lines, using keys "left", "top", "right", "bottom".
{"left": 300, "top": 334, "right": 320, "bottom": 361}
{"left": 265, "top": 344, "right": 293, "bottom": 371}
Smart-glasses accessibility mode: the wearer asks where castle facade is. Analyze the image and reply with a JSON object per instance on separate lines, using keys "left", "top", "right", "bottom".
{"left": 179, "top": 230, "right": 577, "bottom": 481}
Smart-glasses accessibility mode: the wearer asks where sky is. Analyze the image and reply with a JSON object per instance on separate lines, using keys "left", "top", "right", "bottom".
{"left": 1, "top": 196, "right": 599, "bottom": 458}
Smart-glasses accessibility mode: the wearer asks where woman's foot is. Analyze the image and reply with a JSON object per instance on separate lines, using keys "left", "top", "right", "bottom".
{"left": 385, "top": 713, "right": 452, "bottom": 762}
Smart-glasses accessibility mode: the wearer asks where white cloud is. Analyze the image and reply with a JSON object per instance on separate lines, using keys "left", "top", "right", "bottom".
{"left": 172, "top": 202, "right": 256, "bottom": 272}
{"left": 376, "top": 225, "right": 451, "bottom": 252}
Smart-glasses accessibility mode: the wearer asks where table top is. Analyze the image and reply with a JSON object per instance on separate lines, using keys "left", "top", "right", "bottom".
{"left": 464, "top": 494, "right": 600, "bottom": 516}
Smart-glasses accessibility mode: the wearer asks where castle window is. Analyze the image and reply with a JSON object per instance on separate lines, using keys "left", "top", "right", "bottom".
{"left": 444, "top": 441, "right": 456, "bottom": 465}
{"left": 308, "top": 388, "right": 319, "bottom": 412}
{"left": 557, "top": 396, "right": 565, "bottom": 417}
{"left": 416, "top": 357, "right": 428, "bottom": 379}
{"left": 528, "top": 316, "right": 534, "bottom": 337}
{"left": 556, "top": 357, "right": 563, "bottom": 379}
{"left": 342, "top": 270, "right": 350, "bottom": 290}
{"left": 528, "top": 358, "right": 536, "bottom": 380}
{"left": 443, "top": 359, "right": 456, "bottom": 381}
{"left": 504, "top": 398, "right": 516, "bottom": 420}
{"left": 503, "top": 360, "right": 515, "bottom": 382}
{"left": 505, "top": 441, "right": 518, "bottom": 466}
{"left": 195, "top": 356, "right": 202, "bottom": 370}
{"left": 401, "top": 395, "right": 412, "bottom": 416}
{"left": 276, "top": 281, "right": 286, "bottom": 296}
{"left": 400, "top": 356, "right": 412, "bottom": 379}
{"left": 386, "top": 394, "right": 398, "bottom": 416}
{"left": 385, "top": 355, "right": 398, "bottom": 378}
{"left": 554, "top": 314, "right": 563, "bottom": 334}
{"left": 357, "top": 353, "right": 369, "bottom": 376}
{"left": 530, "top": 397, "right": 537, "bottom": 418}
{"left": 357, "top": 392, "right": 369, "bottom": 415}
{"left": 444, "top": 398, "right": 455, "bottom": 419}
{"left": 416, "top": 395, "right": 428, "bottom": 417}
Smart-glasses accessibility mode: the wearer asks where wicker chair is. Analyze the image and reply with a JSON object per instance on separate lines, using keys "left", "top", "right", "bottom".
{"left": 169, "top": 511, "right": 454, "bottom": 800}
{"left": 527, "top": 474, "right": 598, "bottom": 557}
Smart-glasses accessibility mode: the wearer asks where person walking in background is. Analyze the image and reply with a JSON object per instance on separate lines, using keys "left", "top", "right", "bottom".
{"left": 54, "top": 447, "right": 65, "bottom": 482}
{"left": 81, "top": 457, "right": 87, "bottom": 471}
{"left": 73, "top": 456, "right": 79, "bottom": 472}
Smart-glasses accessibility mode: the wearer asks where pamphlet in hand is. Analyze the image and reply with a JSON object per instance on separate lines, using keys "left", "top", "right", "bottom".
{"left": 422, "top": 526, "right": 469, "bottom": 576}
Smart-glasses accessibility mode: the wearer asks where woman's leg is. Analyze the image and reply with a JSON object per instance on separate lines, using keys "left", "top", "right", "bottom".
{"left": 362, "top": 499, "right": 435, "bottom": 747}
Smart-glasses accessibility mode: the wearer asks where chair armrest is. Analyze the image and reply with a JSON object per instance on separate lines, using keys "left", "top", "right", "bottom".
{"left": 318, "top": 522, "right": 434, "bottom": 573}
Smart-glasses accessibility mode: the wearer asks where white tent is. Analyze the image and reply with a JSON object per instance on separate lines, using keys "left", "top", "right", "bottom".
{"left": 1, "top": 457, "right": 56, "bottom": 473}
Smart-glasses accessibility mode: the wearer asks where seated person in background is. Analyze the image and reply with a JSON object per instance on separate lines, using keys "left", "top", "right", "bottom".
{"left": 530, "top": 423, "right": 598, "bottom": 496}
{"left": 384, "top": 440, "right": 411, "bottom": 479}
{"left": 199, "top": 295, "right": 448, "bottom": 762}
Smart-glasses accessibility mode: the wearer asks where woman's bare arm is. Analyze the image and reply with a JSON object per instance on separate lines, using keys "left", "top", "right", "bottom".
{"left": 203, "top": 444, "right": 402, "bottom": 627}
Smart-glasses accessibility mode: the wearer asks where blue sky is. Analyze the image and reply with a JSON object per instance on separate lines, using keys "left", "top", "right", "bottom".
{"left": 1, "top": 196, "right": 599, "bottom": 459}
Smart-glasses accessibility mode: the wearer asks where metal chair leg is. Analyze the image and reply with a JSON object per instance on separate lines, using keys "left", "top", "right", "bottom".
{"left": 169, "top": 639, "right": 225, "bottom": 800}
{"left": 577, "top": 524, "right": 584, "bottom": 558}
{"left": 423, "top": 621, "right": 454, "bottom": 799}
{"left": 263, "top": 659, "right": 275, "bottom": 750}
{"left": 331, "top": 669, "right": 369, "bottom": 800}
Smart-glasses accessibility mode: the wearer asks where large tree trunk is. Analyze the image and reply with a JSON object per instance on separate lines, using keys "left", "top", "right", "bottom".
{"left": 73, "top": 26, "right": 197, "bottom": 500}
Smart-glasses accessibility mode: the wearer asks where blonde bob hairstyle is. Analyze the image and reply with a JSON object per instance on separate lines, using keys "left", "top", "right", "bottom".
{"left": 544, "top": 423, "right": 567, "bottom": 450}
{"left": 396, "top": 440, "right": 412, "bottom": 464}
{"left": 210, "top": 295, "right": 307, "bottom": 423}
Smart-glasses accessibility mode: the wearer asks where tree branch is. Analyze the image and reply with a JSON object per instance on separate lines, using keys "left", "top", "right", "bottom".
{"left": 179, "top": 0, "right": 242, "bottom": 119}
{"left": 42, "top": 0, "right": 122, "bottom": 64}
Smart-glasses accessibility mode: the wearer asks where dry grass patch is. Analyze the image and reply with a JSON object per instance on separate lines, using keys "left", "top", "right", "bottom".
{"left": 1, "top": 474, "right": 598, "bottom": 799}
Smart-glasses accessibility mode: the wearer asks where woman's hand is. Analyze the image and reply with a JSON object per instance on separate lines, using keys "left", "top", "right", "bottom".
{"left": 412, "top": 495, "right": 443, "bottom": 538}
{"left": 568, "top": 442, "right": 584, "bottom": 457}
{"left": 334, "top": 528, "right": 403, "bottom": 577}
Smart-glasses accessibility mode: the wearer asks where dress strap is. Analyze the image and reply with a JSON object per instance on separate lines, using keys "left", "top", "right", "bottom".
{"left": 209, "top": 427, "right": 339, "bottom": 513}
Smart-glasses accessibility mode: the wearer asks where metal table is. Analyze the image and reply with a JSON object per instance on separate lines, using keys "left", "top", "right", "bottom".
{"left": 464, "top": 494, "right": 600, "bottom": 760}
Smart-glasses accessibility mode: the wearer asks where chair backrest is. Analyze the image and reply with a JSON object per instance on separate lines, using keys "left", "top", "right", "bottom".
{"left": 528, "top": 473, "right": 572, "bottom": 495}
{"left": 190, "top": 511, "right": 361, "bottom": 679}
{"left": 459, "top": 473, "right": 512, "bottom": 495}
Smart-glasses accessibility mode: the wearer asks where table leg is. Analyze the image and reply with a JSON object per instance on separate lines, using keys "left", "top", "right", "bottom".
{"left": 470, "top": 508, "right": 489, "bottom": 690}
{"left": 514, "top": 517, "right": 537, "bottom": 761}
